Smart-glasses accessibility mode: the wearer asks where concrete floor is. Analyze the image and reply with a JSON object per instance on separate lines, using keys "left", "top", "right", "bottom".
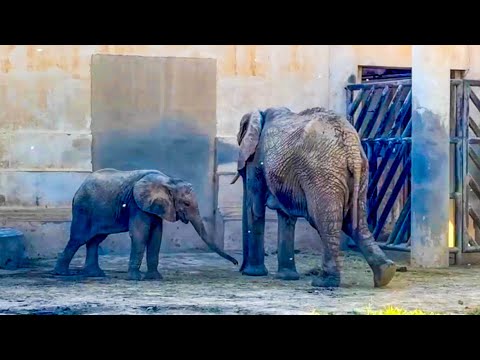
{"left": 0, "top": 250, "right": 479, "bottom": 315}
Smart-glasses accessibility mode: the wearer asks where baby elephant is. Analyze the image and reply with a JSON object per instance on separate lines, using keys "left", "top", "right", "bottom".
{"left": 53, "top": 168, "right": 238, "bottom": 280}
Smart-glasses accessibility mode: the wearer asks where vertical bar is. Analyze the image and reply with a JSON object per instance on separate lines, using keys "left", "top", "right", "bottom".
{"left": 462, "top": 82, "right": 470, "bottom": 254}
{"left": 367, "top": 142, "right": 378, "bottom": 229}
{"left": 346, "top": 87, "right": 354, "bottom": 124}
{"left": 454, "top": 81, "right": 464, "bottom": 263}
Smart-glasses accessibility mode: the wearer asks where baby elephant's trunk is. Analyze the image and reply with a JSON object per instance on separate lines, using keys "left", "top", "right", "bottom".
{"left": 190, "top": 216, "right": 239, "bottom": 266}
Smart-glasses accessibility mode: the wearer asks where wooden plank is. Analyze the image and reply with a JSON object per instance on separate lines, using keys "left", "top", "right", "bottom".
{"left": 393, "top": 211, "right": 411, "bottom": 245}
{"left": 386, "top": 196, "right": 411, "bottom": 245}
{"left": 346, "top": 79, "right": 411, "bottom": 90}
{"left": 401, "top": 119, "right": 412, "bottom": 138}
{"left": 367, "top": 142, "right": 378, "bottom": 228}
{"left": 387, "top": 89, "right": 412, "bottom": 137}
{"left": 455, "top": 82, "right": 464, "bottom": 257}
{"left": 368, "top": 143, "right": 408, "bottom": 221}
{"left": 363, "top": 85, "right": 390, "bottom": 138}
{"left": 354, "top": 86, "right": 376, "bottom": 132}
{"left": 450, "top": 83, "right": 457, "bottom": 138}
{"left": 469, "top": 116, "right": 480, "bottom": 137}
{"left": 469, "top": 175, "right": 480, "bottom": 200}
{"left": 367, "top": 143, "right": 398, "bottom": 198}
{"left": 470, "top": 90, "right": 480, "bottom": 113}
{"left": 347, "top": 88, "right": 365, "bottom": 118}
{"left": 469, "top": 148, "right": 480, "bottom": 171}
{"left": 469, "top": 138, "right": 480, "bottom": 145}
{"left": 373, "top": 156, "right": 411, "bottom": 238}
{"left": 374, "top": 84, "right": 405, "bottom": 139}
{"left": 462, "top": 83, "right": 470, "bottom": 253}
{"left": 468, "top": 206, "right": 480, "bottom": 230}
{"left": 466, "top": 80, "right": 480, "bottom": 87}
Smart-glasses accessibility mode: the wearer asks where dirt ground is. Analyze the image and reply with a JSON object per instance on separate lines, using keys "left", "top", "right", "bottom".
{"left": 0, "top": 250, "right": 479, "bottom": 315}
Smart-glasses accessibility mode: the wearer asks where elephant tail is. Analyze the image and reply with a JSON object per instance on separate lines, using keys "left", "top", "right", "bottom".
{"left": 348, "top": 147, "right": 364, "bottom": 232}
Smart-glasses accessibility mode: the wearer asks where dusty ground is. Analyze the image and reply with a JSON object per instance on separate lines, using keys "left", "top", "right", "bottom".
{"left": 0, "top": 250, "right": 479, "bottom": 315}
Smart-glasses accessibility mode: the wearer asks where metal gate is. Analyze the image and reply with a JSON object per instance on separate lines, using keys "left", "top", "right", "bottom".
{"left": 451, "top": 79, "right": 480, "bottom": 256}
{"left": 346, "top": 79, "right": 412, "bottom": 252}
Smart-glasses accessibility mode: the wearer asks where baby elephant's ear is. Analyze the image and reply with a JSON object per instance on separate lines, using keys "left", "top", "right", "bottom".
{"left": 133, "top": 174, "right": 177, "bottom": 223}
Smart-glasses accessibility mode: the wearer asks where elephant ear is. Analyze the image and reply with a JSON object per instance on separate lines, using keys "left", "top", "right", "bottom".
{"left": 133, "top": 174, "right": 177, "bottom": 222}
{"left": 236, "top": 110, "right": 263, "bottom": 172}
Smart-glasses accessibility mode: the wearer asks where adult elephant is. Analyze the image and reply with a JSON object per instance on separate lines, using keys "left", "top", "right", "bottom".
{"left": 230, "top": 107, "right": 396, "bottom": 288}
{"left": 54, "top": 169, "right": 238, "bottom": 280}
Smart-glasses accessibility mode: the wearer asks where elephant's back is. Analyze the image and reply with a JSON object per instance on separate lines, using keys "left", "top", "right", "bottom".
{"left": 262, "top": 110, "right": 354, "bottom": 213}
{"left": 74, "top": 169, "right": 161, "bottom": 205}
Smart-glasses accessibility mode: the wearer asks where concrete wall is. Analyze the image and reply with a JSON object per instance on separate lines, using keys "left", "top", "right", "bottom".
{"left": 1, "top": 45, "right": 479, "bottom": 259}
{"left": 0, "top": 45, "right": 331, "bottom": 258}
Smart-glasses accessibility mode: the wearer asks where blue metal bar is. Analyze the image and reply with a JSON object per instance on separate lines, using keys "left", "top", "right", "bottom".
{"left": 355, "top": 86, "right": 377, "bottom": 132}
{"left": 373, "top": 155, "right": 411, "bottom": 239}
{"left": 393, "top": 211, "right": 411, "bottom": 245}
{"left": 373, "top": 84, "right": 405, "bottom": 139}
{"left": 387, "top": 89, "right": 412, "bottom": 138}
{"left": 346, "top": 79, "right": 411, "bottom": 91}
{"left": 363, "top": 86, "right": 390, "bottom": 139}
{"left": 367, "top": 142, "right": 378, "bottom": 228}
{"left": 367, "top": 142, "right": 405, "bottom": 198}
{"left": 368, "top": 142, "right": 408, "bottom": 221}
{"left": 386, "top": 196, "right": 411, "bottom": 245}
{"left": 347, "top": 88, "right": 365, "bottom": 118}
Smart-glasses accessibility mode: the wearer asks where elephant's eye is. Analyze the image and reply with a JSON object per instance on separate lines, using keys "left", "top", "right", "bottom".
{"left": 184, "top": 201, "right": 191, "bottom": 207}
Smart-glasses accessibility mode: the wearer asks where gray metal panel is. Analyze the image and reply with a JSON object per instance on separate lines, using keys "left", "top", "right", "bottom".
{"left": 91, "top": 54, "right": 217, "bottom": 251}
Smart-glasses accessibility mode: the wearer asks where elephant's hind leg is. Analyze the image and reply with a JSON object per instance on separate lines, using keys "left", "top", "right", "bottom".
{"left": 275, "top": 211, "right": 299, "bottom": 281}
{"left": 82, "top": 234, "right": 108, "bottom": 277}
{"left": 53, "top": 212, "right": 90, "bottom": 276}
{"left": 309, "top": 206, "right": 344, "bottom": 288}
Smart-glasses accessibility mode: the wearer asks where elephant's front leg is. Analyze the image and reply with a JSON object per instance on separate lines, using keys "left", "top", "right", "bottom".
{"left": 82, "top": 234, "right": 108, "bottom": 277}
{"left": 127, "top": 211, "right": 151, "bottom": 281}
{"left": 241, "top": 167, "right": 268, "bottom": 276}
{"left": 276, "top": 211, "right": 299, "bottom": 280}
{"left": 144, "top": 220, "right": 163, "bottom": 281}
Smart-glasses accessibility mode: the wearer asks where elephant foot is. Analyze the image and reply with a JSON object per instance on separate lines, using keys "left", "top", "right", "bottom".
{"left": 144, "top": 270, "right": 163, "bottom": 281}
{"left": 372, "top": 260, "right": 396, "bottom": 288}
{"left": 81, "top": 266, "right": 106, "bottom": 278}
{"left": 311, "top": 274, "right": 340, "bottom": 288}
{"left": 276, "top": 268, "right": 300, "bottom": 281}
{"left": 241, "top": 264, "right": 268, "bottom": 277}
{"left": 127, "top": 269, "right": 143, "bottom": 281}
{"left": 53, "top": 262, "right": 70, "bottom": 276}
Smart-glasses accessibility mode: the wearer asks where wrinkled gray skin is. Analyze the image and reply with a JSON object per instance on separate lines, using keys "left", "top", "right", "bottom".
{"left": 53, "top": 169, "right": 238, "bottom": 280}
{"left": 231, "top": 107, "right": 396, "bottom": 288}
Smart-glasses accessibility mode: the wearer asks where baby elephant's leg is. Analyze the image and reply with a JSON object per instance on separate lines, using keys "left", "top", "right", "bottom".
{"left": 144, "top": 221, "right": 163, "bottom": 280}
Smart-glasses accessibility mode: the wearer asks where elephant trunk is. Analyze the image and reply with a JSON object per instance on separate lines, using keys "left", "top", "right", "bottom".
{"left": 190, "top": 216, "right": 239, "bottom": 266}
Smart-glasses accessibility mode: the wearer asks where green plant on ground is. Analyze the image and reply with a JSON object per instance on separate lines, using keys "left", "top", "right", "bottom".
{"left": 311, "top": 306, "right": 443, "bottom": 315}
{"left": 364, "top": 305, "right": 442, "bottom": 315}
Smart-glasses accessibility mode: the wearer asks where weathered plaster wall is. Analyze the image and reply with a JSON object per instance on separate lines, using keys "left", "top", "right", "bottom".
{"left": 0, "top": 45, "right": 331, "bottom": 258}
